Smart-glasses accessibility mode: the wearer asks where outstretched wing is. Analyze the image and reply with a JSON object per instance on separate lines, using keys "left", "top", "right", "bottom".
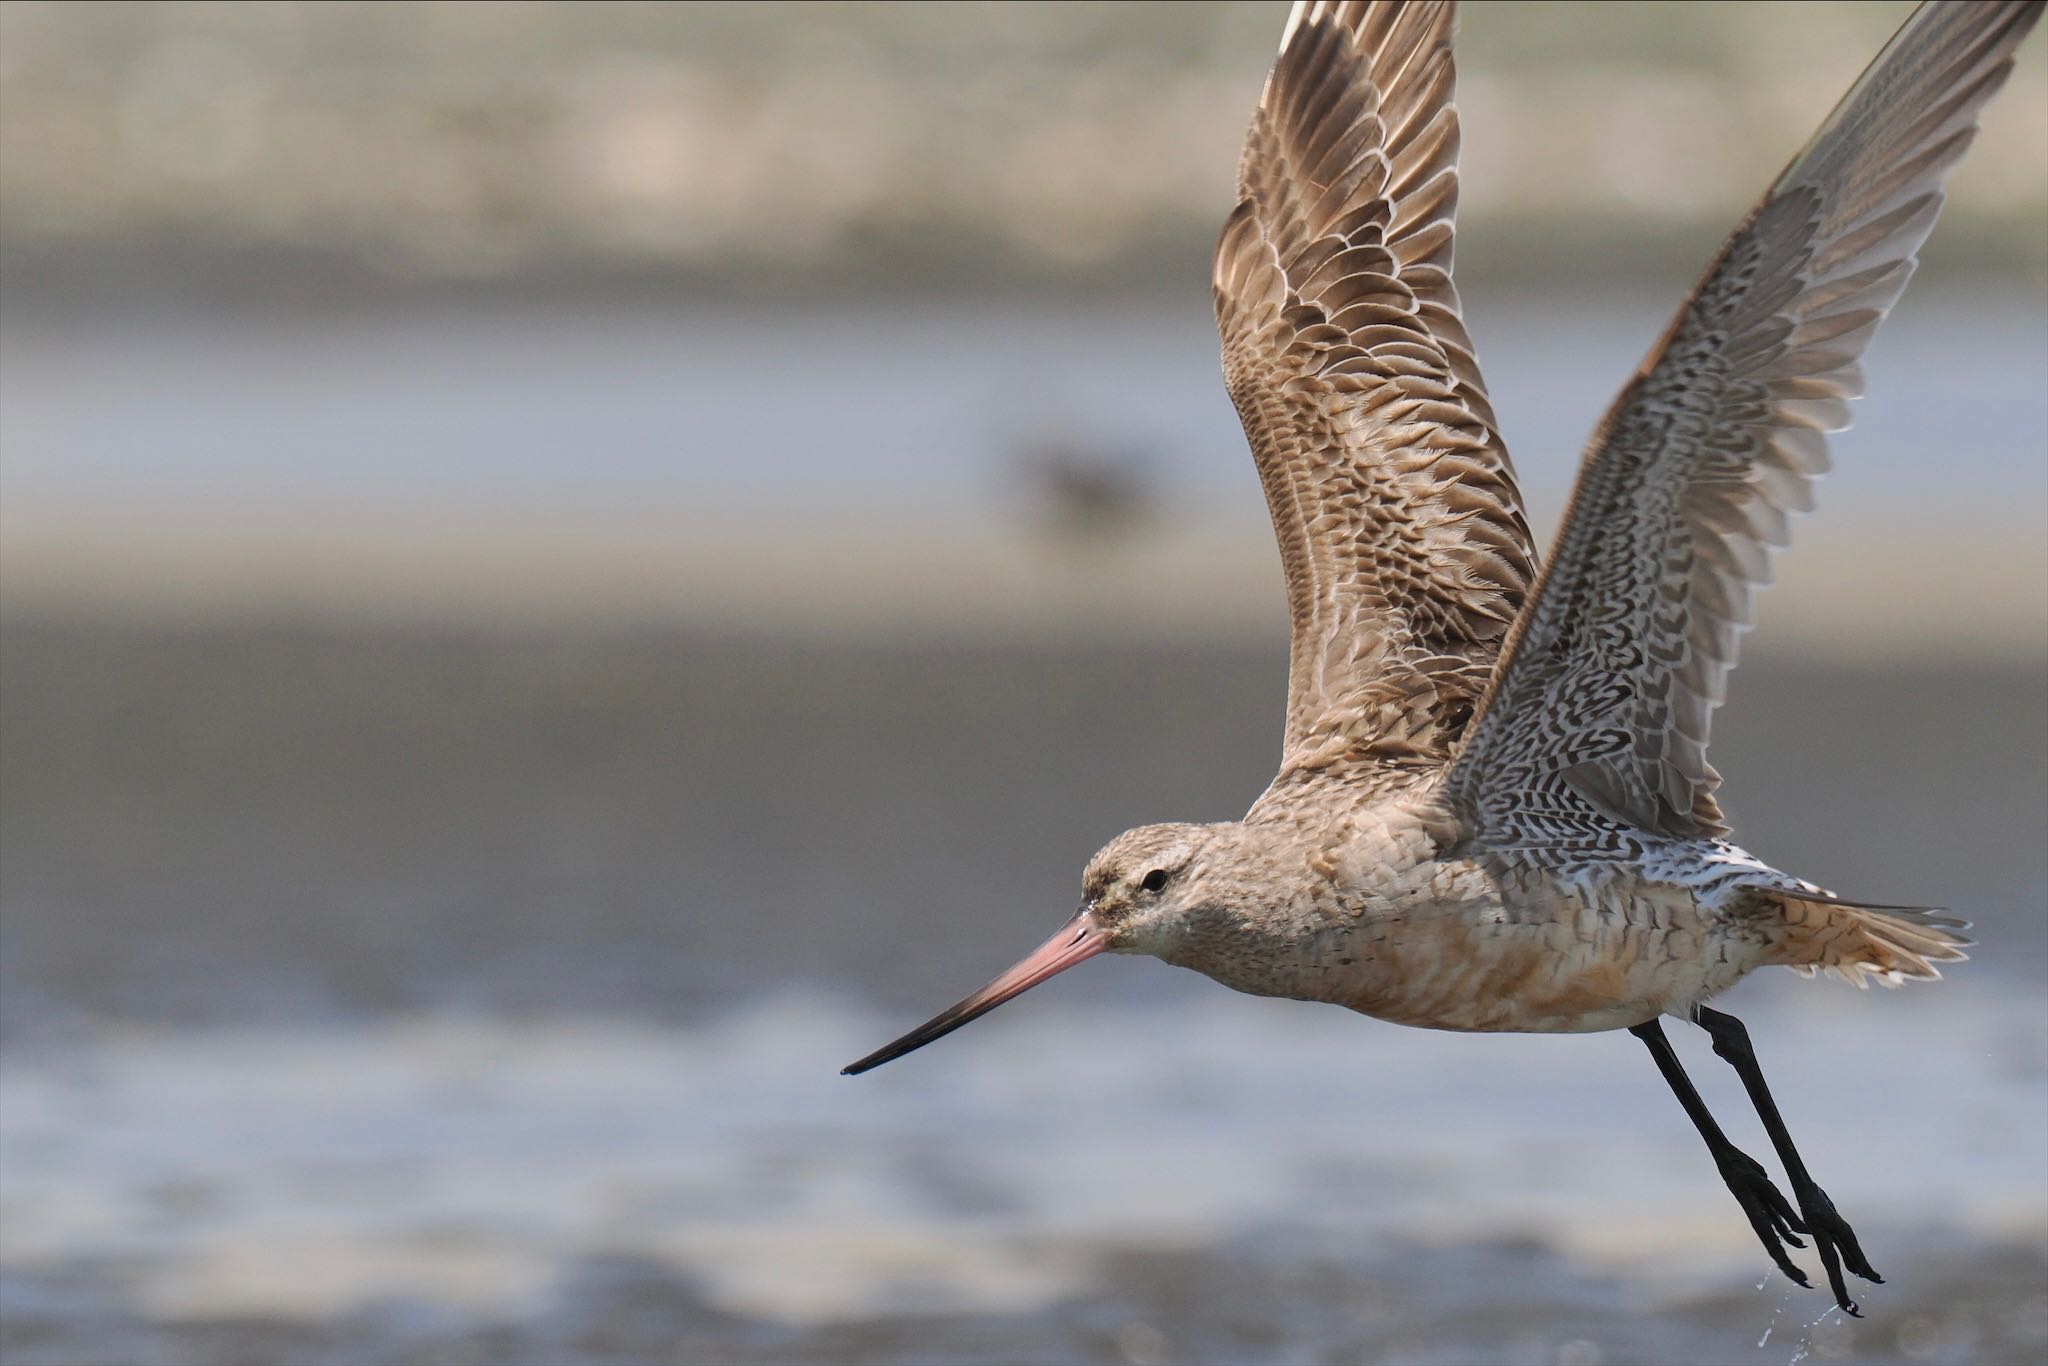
{"left": 1218, "top": 0, "right": 1535, "bottom": 784}
{"left": 1451, "top": 0, "right": 2043, "bottom": 844}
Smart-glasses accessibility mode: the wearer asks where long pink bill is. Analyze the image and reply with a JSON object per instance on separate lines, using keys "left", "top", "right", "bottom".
{"left": 841, "top": 909, "right": 1108, "bottom": 1075}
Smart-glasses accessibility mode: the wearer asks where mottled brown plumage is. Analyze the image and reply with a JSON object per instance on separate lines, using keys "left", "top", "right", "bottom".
{"left": 848, "top": 0, "right": 2041, "bottom": 1317}
{"left": 1216, "top": 0, "right": 1532, "bottom": 778}
{"left": 1454, "top": 0, "right": 2045, "bottom": 844}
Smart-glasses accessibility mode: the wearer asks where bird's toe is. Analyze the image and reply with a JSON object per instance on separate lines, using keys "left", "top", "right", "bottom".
{"left": 1795, "top": 1183, "right": 1880, "bottom": 1313}
{"left": 1715, "top": 1148, "right": 1811, "bottom": 1286}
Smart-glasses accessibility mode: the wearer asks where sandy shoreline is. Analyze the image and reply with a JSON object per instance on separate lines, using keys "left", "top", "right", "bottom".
{"left": 4, "top": 508, "right": 2043, "bottom": 661}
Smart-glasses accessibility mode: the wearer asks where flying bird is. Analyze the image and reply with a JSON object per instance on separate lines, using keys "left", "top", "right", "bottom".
{"left": 846, "top": 0, "right": 2043, "bottom": 1316}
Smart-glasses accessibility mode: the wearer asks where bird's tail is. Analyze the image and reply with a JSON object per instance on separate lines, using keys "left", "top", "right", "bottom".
{"left": 1771, "top": 894, "right": 1970, "bottom": 987}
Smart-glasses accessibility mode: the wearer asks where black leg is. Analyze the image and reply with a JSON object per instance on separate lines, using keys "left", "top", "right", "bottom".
{"left": 1693, "top": 1004, "right": 1883, "bottom": 1316}
{"left": 1630, "top": 1018, "right": 1811, "bottom": 1288}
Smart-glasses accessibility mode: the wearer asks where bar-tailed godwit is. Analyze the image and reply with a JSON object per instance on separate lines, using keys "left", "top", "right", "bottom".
{"left": 846, "top": 0, "right": 2043, "bottom": 1315}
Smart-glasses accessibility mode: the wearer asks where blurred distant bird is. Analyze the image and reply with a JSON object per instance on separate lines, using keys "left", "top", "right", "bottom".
{"left": 1011, "top": 436, "right": 1157, "bottom": 543}
{"left": 847, "top": 0, "right": 2042, "bottom": 1315}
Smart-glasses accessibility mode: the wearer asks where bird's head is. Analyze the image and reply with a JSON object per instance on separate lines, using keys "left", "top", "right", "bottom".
{"left": 840, "top": 821, "right": 1221, "bottom": 1075}
{"left": 1077, "top": 821, "right": 1215, "bottom": 955}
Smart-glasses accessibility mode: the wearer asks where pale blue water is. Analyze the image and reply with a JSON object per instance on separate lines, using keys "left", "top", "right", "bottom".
{"left": 2, "top": 987, "right": 2042, "bottom": 1364}
{"left": 3, "top": 293, "right": 2042, "bottom": 538}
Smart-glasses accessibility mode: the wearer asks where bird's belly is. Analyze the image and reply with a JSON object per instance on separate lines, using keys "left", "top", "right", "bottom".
{"left": 1315, "top": 883, "right": 1758, "bottom": 1034}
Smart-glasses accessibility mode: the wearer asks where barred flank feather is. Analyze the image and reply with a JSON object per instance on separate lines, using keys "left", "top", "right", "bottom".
{"left": 1776, "top": 896, "right": 1971, "bottom": 987}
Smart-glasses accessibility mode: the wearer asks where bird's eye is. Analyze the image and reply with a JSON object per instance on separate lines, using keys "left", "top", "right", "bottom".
{"left": 1141, "top": 868, "right": 1168, "bottom": 893}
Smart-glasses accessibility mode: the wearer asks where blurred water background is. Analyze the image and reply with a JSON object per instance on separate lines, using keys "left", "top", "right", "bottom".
{"left": 2, "top": 4, "right": 2045, "bottom": 1364}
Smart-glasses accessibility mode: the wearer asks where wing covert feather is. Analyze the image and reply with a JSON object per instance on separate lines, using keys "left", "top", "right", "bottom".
{"left": 1218, "top": 0, "right": 1536, "bottom": 786}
